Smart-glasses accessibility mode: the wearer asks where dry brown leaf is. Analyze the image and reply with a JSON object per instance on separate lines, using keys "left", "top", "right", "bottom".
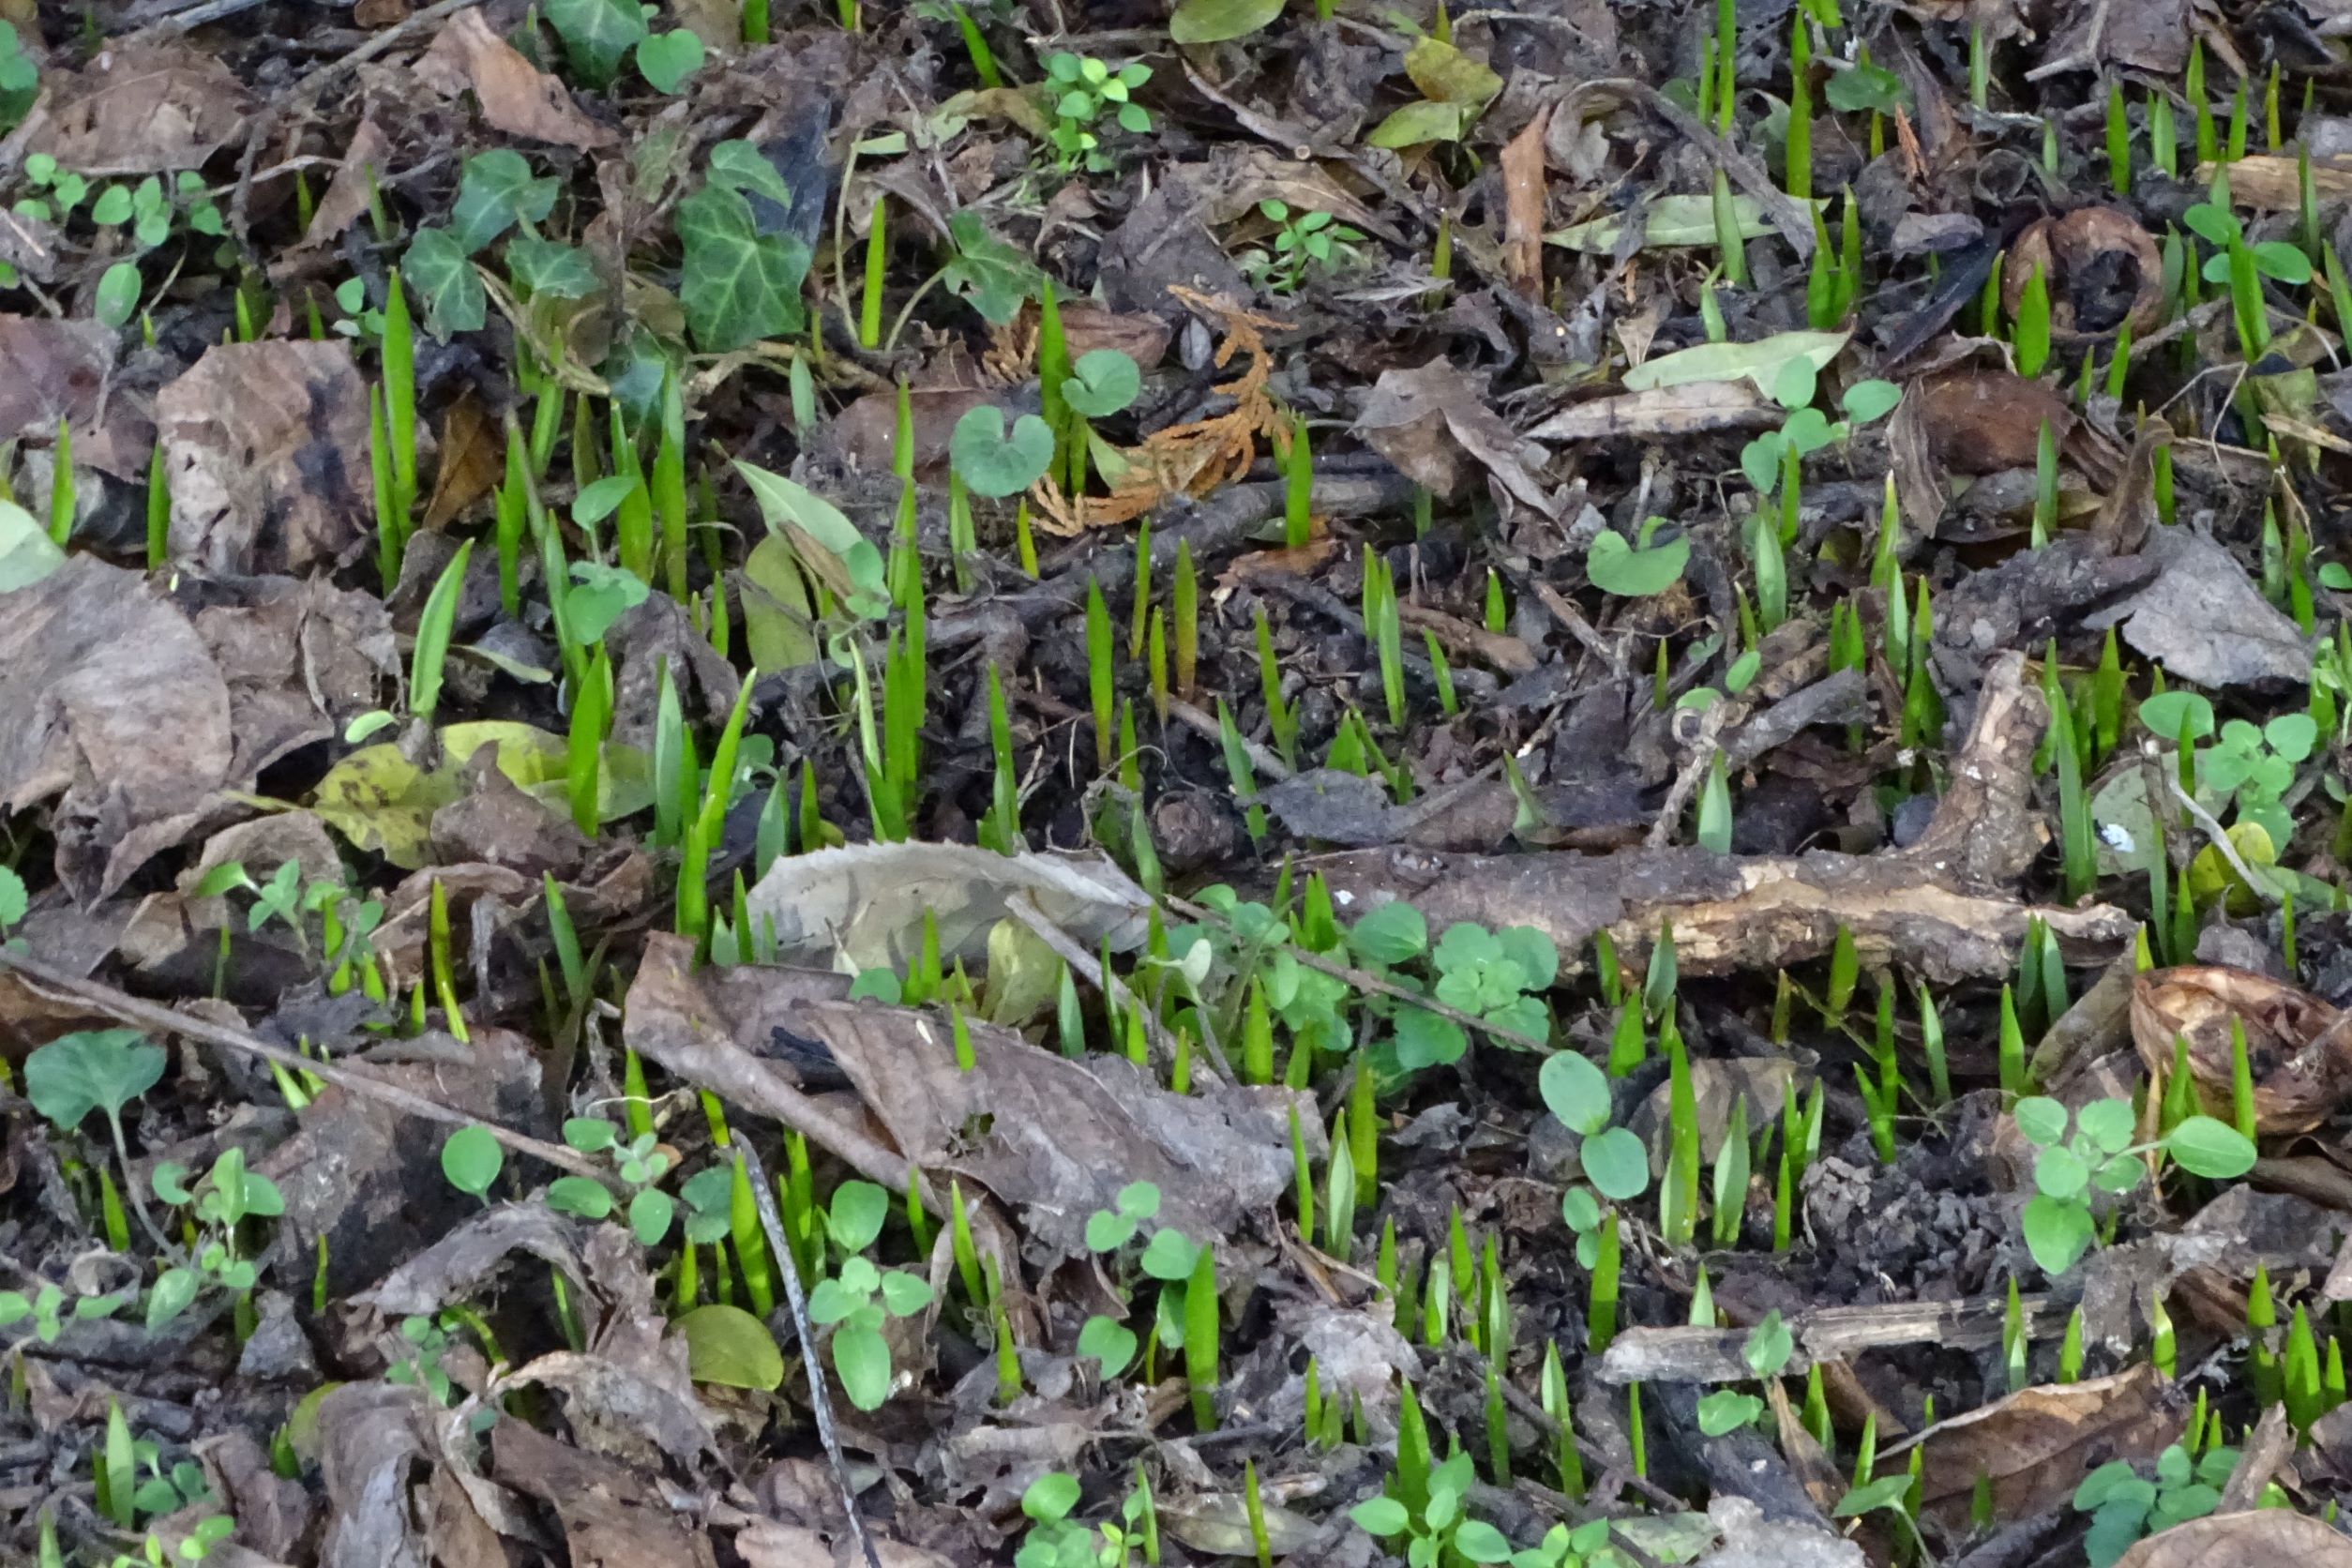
{"left": 1356, "top": 358, "right": 1555, "bottom": 512}
{"left": 1500, "top": 108, "right": 1551, "bottom": 297}
{"left": 2112, "top": 1511, "right": 2352, "bottom": 1567}
{"left": 415, "top": 8, "right": 616, "bottom": 151}
{"left": 0, "top": 316, "right": 110, "bottom": 442}
{"left": 1903, "top": 1366, "right": 2179, "bottom": 1526}
{"left": 0, "top": 557, "right": 234, "bottom": 903}
{"left": 2131, "top": 966, "right": 2349, "bottom": 1134}
{"left": 622, "top": 935, "right": 1311, "bottom": 1260}
{"left": 158, "top": 341, "right": 374, "bottom": 577}
{"left": 27, "top": 43, "right": 251, "bottom": 173}
{"left": 424, "top": 393, "right": 503, "bottom": 530}
{"left": 291, "top": 118, "right": 391, "bottom": 256}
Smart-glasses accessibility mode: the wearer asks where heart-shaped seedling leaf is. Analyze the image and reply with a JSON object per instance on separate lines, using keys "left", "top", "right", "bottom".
{"left": 1585, "top": 526, "right": 1689, "bottom": 597}
{"left": 1062, "top": 349, "right": 1141, "bottom": 418}
{"left": 636, "top": 29, "right": 703, "bottom": 93}
{"left": 950, "top": 406, "right": 1056, "bottom": 498}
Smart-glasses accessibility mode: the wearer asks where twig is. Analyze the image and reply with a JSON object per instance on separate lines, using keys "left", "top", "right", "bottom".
{"left": 1004, "top": 893, "right": 1236, "bottom": 1085}
{"left": 1646, "top": 701, "right": 1734, "bottom": 850}
{"left": 0, "top": 947, "right": 613, "bottom": 1185}
{"left": 1166, "top": 696, "right": 1292, "bottom": 781}
{"left": 734, "top": 1141, "right": 885, "bottom": 1568}
{"left": 1162, "top": 895, "right": 1549, "bottom": 1052}
{"left": 2163, "top": 762, "right": 2282, "bottom": 904}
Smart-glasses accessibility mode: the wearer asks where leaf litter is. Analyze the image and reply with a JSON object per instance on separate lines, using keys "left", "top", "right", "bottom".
{"left": 6, "top": 1, "right": 2352, "bottom": 1566}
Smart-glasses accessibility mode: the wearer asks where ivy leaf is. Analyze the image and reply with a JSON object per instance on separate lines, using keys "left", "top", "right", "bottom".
{"left": 707, "top": 139, "right": 793, "bottom": 206}
{"left": 506, "top": 235, "right": 598, "bottom": 298}
{"left": 948, "top": 405, "right": 1055, "bottom": 497}
{"left": 676, "top": 183, "right": 808, "bottom": 352}
{"left": 941, "top": 210, "right": 1042, "bottom": 324}
{"left": 405, "top": 226, "right": 486, "bottom": 338}
{"left": 450, "top": 149, "right": 559, "bottom": 256}
{"left": 541, "top": 0, "right": 646, "bottom": 85}
{"left": 1825, "top": 59, "right": 1907, "bottom": 113}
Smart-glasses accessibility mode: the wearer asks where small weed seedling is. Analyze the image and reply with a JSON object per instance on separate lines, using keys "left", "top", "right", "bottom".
{"left": 1349, "top": 1449, "right": 1515, "bottom": 1565}
{"left": 145, "top": 1147, "right": 285, "bottom": 1330}
{"left": 1242, "top": 200, "right": 1365, "bottom": 294}
{"left": 2013, "top": 1095, "right": 2254, "bottom": 1274}
{"left": 545, "top": 1117, "right": 673, "bottom": 1245}
{"left": 1694, "top": 1311, "right": 1794, "bottom": 1436}
{"left": 1539, "top": 1050, "right": 1652, "bottom": 1266}
{"left": 1043, "top": 53, "right": 1152, "bottom": 172}
{"left": 807, "top": 1179, "right": 934, "bottom": 1409}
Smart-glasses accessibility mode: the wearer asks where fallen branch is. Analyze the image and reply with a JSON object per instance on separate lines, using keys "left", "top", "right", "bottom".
{"left": 0, "top": 948, "right": 611, "bottom": 1185}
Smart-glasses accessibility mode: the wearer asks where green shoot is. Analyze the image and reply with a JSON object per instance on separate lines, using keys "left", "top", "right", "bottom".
{"left": 1284, "top": 414, "right": 1312, "bottom": 549}
{"left": 1087, "top": 579, "right": 1115, "bottom": 775}
{"left": 860, "top": 197, "right": 887, "bottom": 349}
{"left": 383, "top": 269, "right": 417, "bottom": 525}
{"left": 144, "top": 439, "right": 168, "bottom": 569}
{"left": 1173, "top": 540, "right": 1198, "bottom": 698}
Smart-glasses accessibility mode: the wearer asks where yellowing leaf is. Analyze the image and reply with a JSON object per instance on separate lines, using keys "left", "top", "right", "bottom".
{"left": 1548, "top": 193, "right": 1775, "bottom": 252}
{"left": 1366, "top": 100, "right": 1471, "bottom": 149}
{"left": 1168, "top": 0, "right": 1284, "bottom": 43}
{"left": 676, "top": 1303, "right": 783, "bottom": 1389}
{"left": 1403, "top": 36, "right": 1501, "bottom": 106}
{"left": 741, "top": 534, "right": 820, "bottom": 671}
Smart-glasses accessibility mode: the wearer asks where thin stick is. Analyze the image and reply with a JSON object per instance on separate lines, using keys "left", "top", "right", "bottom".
{"left": 0, "top": 948, "right": 613, "bottom": 1185}
{"left": 733, "top": 1141, "right": 885, "bottom": 1568}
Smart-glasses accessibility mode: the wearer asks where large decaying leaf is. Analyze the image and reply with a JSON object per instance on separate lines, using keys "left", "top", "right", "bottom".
{"left": 28, "top": 43, "right": 251, "bottom": 173}
{"left": 676, "top": 184, "right": 809, "bottom": 352}
{"left": 2081, "top": 527, "right": 2313, "bottom": 689}
{"left": 1899, "top": 1365, "right": 2178, "bottom": 1528}
{"left": 0, "top": 556, "right": 235, "bottom": 900}
{"left": 742, "top": 841, "right": 1153, "bottom": 973}
{"left": 158, "top": 341, "right": 374, "bottom": 576}
{"left": 0, "top": 497, "right": 62, "bottom": 591}
{"left": 674, "top": 1304, "right": 783, "bottom": 1390}
{"left": 624, "top": 935, "right": 1313, "bottom": 1259}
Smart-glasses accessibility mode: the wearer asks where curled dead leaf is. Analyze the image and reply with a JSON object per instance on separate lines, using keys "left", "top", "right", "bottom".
{"left": 2111, "top": 1510, "right": 2352, "bottom": 1567}
{"left": 1918, "top": 370, "right": 2081, "bottom": 475}
{"left": 415, "top": 8, "right": 616, "bottom": 151}
{"left": 2002, "top": 206, "right": 2164, "bottom": 339}
{"left": 2130, "top": 966, "right": 2349, "bottom": 1135}
{"left": 1901, "top": 1364, "right": 2179, "bottom": 1527}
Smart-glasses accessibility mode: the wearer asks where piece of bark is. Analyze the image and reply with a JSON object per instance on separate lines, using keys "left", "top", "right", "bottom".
{"left": 1597, "top": 1292, "right": 2064, "bottom": 1384}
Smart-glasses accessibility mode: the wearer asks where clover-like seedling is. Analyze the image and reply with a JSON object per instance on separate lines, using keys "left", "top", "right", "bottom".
{"left": 1741, "top": 378, "right": 1900, "bottom": 496}
{"left": 1349, "top": 1450, "right": 1513, "bottom": 1565}
{"left": 2074, "top": 1442, "right": 2240, "bottom": 1568}
{"left": 949, "top": 405, "right": 1056, "bottom": 498}
{"left": 1062, "top": 349, "right": 1139, "bottom": 419}
{"left": 1540, "top": 1050, "right": 1650, "bottom": 1266}
{"left": 1085, "top": 1181, "right": 1162, "bottom": 1252}
{"left": 808, "top": 1253, "right": 934, "bottom": 1410}
{"left": 1432, "top": 921, "right": 1557, "bottom": 1044}
{"left": 546, "top": 1118, "right": 674, "bottom": 1246}
{"left": 2014, "top": 1095, "right": 2255, "bottom": 1274}
{"left": 0, "top": 863, "right": 26, "bottom": 948}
